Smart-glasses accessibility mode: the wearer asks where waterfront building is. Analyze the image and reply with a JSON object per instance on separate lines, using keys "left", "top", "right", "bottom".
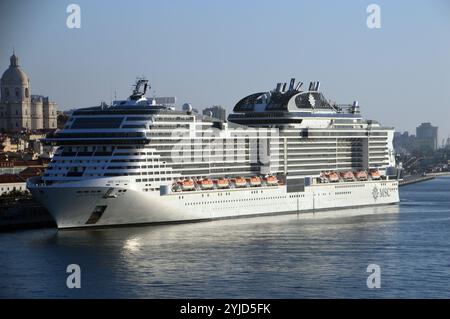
{"left": 0, "top": 174, "right": 26, "bottom": 195}
{"left": 0, "top": 53, "right": 57, "bottom": 132}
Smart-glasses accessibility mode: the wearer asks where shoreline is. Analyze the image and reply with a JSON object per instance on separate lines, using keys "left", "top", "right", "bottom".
{"left": 399, "top": 175, "right": 436, "bottom": 187}
{"left": 0, "top": 198, "right": 55, "bottom": 231}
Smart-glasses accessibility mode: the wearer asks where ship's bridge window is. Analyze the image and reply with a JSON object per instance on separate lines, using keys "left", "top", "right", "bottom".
{"left": 71, "top": 117, "right": 124, "bottom": 129}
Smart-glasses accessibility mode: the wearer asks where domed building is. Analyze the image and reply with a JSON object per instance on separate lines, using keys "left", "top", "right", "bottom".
{"left": 0, "top": 52, "right": 57, "bottom": 132}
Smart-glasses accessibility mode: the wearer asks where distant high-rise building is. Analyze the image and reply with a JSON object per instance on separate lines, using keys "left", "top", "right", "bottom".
{"left": 0, "top": 52, "right": 57, "bottom": 132}
{"left": 203, "top": 105, "right": 226, "bottom": 122}
{"left": 416, "top": 122, "right": 438, "bottom": 150}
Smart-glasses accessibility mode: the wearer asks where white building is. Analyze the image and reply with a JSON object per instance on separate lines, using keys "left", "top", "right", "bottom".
{"left": 0, "top": 53, "right": 57, "bottom": 132}
{"left": 0, "top": 174, "right": 26, "bottom": 195}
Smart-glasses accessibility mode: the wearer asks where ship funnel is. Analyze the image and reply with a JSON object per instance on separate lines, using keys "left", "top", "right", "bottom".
{"left": 288, "top": 78, "right": 295, "bottom": 91}
{"left": 295, "top": 82, "right": 303, "bottom": 91}
{"left": 275, "top": 83, "right": 282, "bottom": 92}
{"left": 308, "top": 82, "right": 314, "bottom": 91}
{"left": 315, "top": 81, "right": 320, "bottom": 91}
{"left": 352, "top": 101, "right": 359, "bottom": 107}
{"left": 282, "top": 83, "right": 287, "bottom": 92}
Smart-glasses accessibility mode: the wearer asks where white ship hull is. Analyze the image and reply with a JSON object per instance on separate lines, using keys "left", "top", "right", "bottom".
{"left": 27, "top": 177, "right": 399, "bottom": 229}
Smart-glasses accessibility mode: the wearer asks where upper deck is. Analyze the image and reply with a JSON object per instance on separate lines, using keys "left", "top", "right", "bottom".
{"left": 228, "top": 79, "right": 362, "bottom": 126}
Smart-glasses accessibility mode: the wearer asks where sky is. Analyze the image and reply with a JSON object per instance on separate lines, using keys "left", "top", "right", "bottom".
{"left": 1, "top": 0, "right": 450, "bottom": 142}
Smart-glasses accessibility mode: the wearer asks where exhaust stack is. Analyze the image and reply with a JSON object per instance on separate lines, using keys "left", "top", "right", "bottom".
{"left": 315, "top": 81, "right": 320, "bottom": 91}
{"left": 295, "top": 82, "right": 303, "bottom": 91}
{"left": 275, "top": 83, "right": 282, "bottom": 92}
{"left": 288, "top": 78, "right": 295, "bottom": 91}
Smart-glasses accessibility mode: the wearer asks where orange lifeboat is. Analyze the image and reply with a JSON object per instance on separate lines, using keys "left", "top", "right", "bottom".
{"left": 327, "top": 172, "right": 340, "bottom": 183}
{"left": 197, "top": 178, "right": 214, "bottom": 190}
{"left": 215, "top": 178, "right": 230, "bottom": 189}
{"left": 233, "top": 176, "right": 248, "bottom": 188}
{"left": 354, "top": 171, "right": 368, "bottom": 181}
{"left": 248, "top": 176, "right": 262, "bottom": 187}
{"left": 180, "top": 179, "right": 195, "bottom": 191}
{"left": 369, "top": 169, "right": 381, "bottom": 180}
{"left": 340, "top": 171, "right": 355, "bottom": 182}
{"left": 265, "top": 175, "right": 278, "bottom": 186}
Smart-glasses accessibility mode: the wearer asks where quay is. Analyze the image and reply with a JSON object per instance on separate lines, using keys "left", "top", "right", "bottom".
{"left": 0, "top": 198, "right": 55, "bottom": 231}
{"left": 399, "top": 175, "right": 435, "bottom": 187}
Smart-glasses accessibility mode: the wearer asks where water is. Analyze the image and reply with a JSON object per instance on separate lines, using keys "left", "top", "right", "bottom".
{"left": 1, "top": 177, "right": 449, "bottom": 298}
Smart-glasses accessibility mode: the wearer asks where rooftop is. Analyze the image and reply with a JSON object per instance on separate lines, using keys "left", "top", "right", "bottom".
{"left": 0, "top": 174, "right": 25, "bottom": 184}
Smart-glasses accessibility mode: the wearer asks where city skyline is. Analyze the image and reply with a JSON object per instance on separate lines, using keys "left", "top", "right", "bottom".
{"left": 1, "top": 0, "right": 450, "bottom": 139}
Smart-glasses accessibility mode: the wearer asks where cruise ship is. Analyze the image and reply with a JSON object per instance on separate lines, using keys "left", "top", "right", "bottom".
{"left": 27, "top": 78, "right": 400, "bottom": 229}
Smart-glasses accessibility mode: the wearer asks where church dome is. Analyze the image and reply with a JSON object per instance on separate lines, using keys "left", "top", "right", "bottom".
{"left": 1, "top": 53, "right": 29, "bottom": 86}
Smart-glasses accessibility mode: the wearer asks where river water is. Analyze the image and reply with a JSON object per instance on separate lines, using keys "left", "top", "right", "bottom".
{"left": 1, "top": 177, "right": 449, "bottom": 298}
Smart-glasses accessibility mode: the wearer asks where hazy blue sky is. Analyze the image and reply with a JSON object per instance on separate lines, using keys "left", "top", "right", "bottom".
{"left": 1, "top": 0, "right": 450, "bottom": 141}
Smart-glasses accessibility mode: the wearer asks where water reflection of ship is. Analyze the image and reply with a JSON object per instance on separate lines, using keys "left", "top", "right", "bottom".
{"left": 48, "top": 204, "right": 400, "bottom": 297}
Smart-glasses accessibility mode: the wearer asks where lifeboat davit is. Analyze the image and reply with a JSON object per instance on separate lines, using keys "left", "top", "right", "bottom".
{"left": 172, "top": 182, "right": 181, "bottom": 192}
{"left": 369, "top": 169, "right": 381, "bottom": 180}
{"left": 265, "top": 175, "right": 278, "bottom": 186}
{"left": 197, "top": 178, "right": 214, "bottom": 190}
{"left": 233, "top": 177, "right": 248, "bottom": 188}
{"left": 215, "top": 178, "right": 230, "bottom": 189}
{"left": 327, "top": 172, "right": 340, "bottom": 183}
{"left": 248, "top": 176, "right": 262, "bottom": 187}
{"left": 340, "top": 171, "right": 355, "bottom": 182}
{"left": 354, "top": 171, "right": 368, "bottom": 181}
{"left": 319, "top": 172, "right": 329, "bottom": 183}
{"left": 180, "top": 179, "right": 195, "bottom": 191}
